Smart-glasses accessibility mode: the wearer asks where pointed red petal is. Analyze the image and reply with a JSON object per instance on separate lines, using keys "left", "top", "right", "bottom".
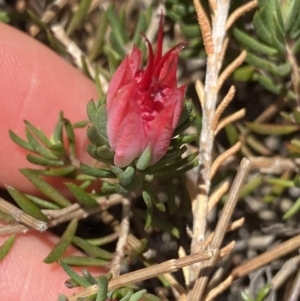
{"left": 139, "top": 35, "right": 154, "bottom": 90}
{"left": 129, "top": 46, "right": 142, "bottom": 75}
{"left": 107, "top": 55, "right": 135, "bottom": 113}
{"left": 153, "top": 13, "right": 164, "bottom": 67}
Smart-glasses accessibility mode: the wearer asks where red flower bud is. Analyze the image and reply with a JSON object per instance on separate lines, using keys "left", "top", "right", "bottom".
{"left": 107, "top": 14, "right": 186, "bottom": 167}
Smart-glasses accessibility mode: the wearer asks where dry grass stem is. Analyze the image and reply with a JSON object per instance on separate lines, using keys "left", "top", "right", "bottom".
{"left": 271, "top": 256, "right": 300, "bottom": 289}
{"left": 66, "top": 250, "right": 214, "bottom": 301}
{"left": 195, "top": 79, "right": 205, "bottom": 109}
{"left": 285, "top": 265, "right": 300, "bottom": 301}
{"left": 50, "top": 24, "right": 108, "bottom": 92}
{"left": 215, "top": 108, "right": 246, "bottom": 135}
{"left": 249, "top": 156, "right": 299, "bottom": 174}
{"left": 109, "top": 198, "right": 131, "bottom": 277}
{"left": 189, "top": 158, "right": 251, "bottom": 301}
{"left": 226, "top": 0, "right": 258, "bottom": 30}
{"left": 217, "top": 50, "right": 247, "bottom": 92}
{"left": 179, "top": 246, "right": 190, "bottom": 287}
{"left": 0, "top": 223, "right": 28, "bottom": 235}
{"left": 193, "top": 0, "right": 213, "bottom": 55}
{"left": 0, "top": 197, "right": 47, "bottom": 232}
{"left": 190, "top": 0, "right": 231, "bottom": 288}
{"left": 220, "top": 37, "right": 229, "bottom": 66}
{"left": 204, "top": 218, "right": 245, "bottom": 246}
{"left": 208, "top": 180, "right": 230, "bottom": 213}
{"left": 210, "top": 142, "right": 241, "bottom": 179}
{"left": 232, "top": 234, "right": 300, "bottom": 278}
{"left": 205, "top": 275, "right": 234, "bottom": 301}
{"left": 212, "top": 85, "right": 236, "bottom": 130}
{"left": 219, "top": 241, "right": 235, "bottom": 259}
{"left": 29, "top": 0, "right": 70, "bottom": 36}
{"left": 42, "top": 203, "right": 80, "bottom": 219}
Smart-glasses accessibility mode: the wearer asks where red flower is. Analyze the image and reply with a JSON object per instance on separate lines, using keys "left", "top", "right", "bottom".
{"left": 107, "top": 15, "right": 185, "bottom": 167}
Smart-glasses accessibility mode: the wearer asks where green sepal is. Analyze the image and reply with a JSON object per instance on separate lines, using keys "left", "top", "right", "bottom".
{"left": 95, "top": 104, "right": 109, "bottom": 143}
{"left": 118, "top": 166, "right": 136, "bottom": 186}
{"left": 65, "top": 183, "right": 99, "bottom": 207}
{"left": 87, "top": 126, "right": 108, "bottom": 147}
{"left": 87, "top": 99, "right": 97, "bottom": 124}
{"left": 80, "top": 163, "right": 116, "bottom": 178}
{"left": 72, "top": 236, "right": 113, "bottom": 260}
{"left": 0, "top": 235, "right": 15, "bottom": 260}
{"left": 136, "top": 145, "right": 152, "bottom": 170}
{"left": 59, "top": 261, "right": 91, "bottom": 288}
{"left": 44, "top": 219, "right": 78, "bottom": 263}
{"left": 6, "top": 185, "right": 48, "bottom": 221}
{"left": 96, "top": 145, "right": 114, "bottom": 159}
{"left": 87, "top": 145, "right": 114, "bottom": 164}
{"left": 20, "top": 169, "right": 71, "bottom": 207}
{"left": 233, "top": 28, "right": 278, "bottom": 56}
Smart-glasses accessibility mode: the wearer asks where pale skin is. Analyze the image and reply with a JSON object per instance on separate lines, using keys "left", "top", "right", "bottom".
{"left": 0, "top": 23, "right": 103, "bottom": 300}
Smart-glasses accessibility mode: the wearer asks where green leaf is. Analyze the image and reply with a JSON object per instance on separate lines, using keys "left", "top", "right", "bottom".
{"left": 66, "top": 0, "right": 92, "bottom": 35}
{"left": 132, "top": 12, "right": 149, "bottom": 47}
{"left": 80, "top": 163, "right": 116, "bottom": 178}
{"left": 20, "top": 169, "right": 71, "bottom": 207}
{"left": 135, "top": 208, "right": 179, "bottom": 238}
{"left": 255, "top": 74, "right": 283, "bottom": 95}
{"left": 9, "top": 130, "right": 34, "bottom": 151}
{"left": 142, "top": 190, "right": 153, "bottom": 229}
{"left": 26, "top": 154, "right": 65, "bottom": 166}
{"left": 72, "top": 236, "right": 113, "bottom": 260}
{"left": 253, "top": 11, "right": 273, "bottom": 45}
{"left": 65, "top": 183, "right": 99, "bottom": 207}
{"left": 64, "top": 120, "right": 76, "bottom": 158}
{"left": 246, "top": 53, "right": 291, "bottom": 76}
{"left": 292, "top": 35, "right": 300, "bottom": 54}
{"left": 37, "top": 165, "right": 76, "bottom": 177}
{"left": 0, "top": 235, "right": 15, "bottom": 261}
{"left": 27, "top": 9, "right": 47, "bottom": 31}
{"left": 6, "top": 186, "right": 48, "bottom": 221}
{"left": 87, "top": 145, "right": 114, "bottom": 164}
{"left": 285, "top": 0, "right": 300, "bottom": 33}
{"left": 283, "top": 195, "right": 300, "bottom": 219}
{"left": 87, "top": 126, "right": 106, "bottom": 146}
{"left": 128, "top": 290, "right": 147, "bottom": 301}
{"left": 26, "top": 194, "right": 60, "bottom": 210}
{"left": 89, "top": 10, "right": 109, "bottom": 61}
{"left": 233, "top": 28, "right": 278, "bottom": 56}
{"left": 60, "top": 261, "right": 91, "bottom": 287}
{"left": 245, "top": 122, "right": 299, "bottom": 135}
{"left": 96, "top": 276, "right": 108, "bottom": 301}
{"left": 257, "top": 284, "right": 271, "bottom": 301}
{"left": 290, "top": 6, "right": 300, "bottom": 38}
{"left": 136, "top": 146, "right": 152, "bottom": 170}
{"left": 24, "top": 120, "right": 51, "bottom": 147}
{"left": 26, "top": 128, "right": 58, "bottom": 160}
{"left": 233, "top": 65, "right": 255, "bottom": 82}
{"left": 60, "top": 255, "right": 108, "bottom": 266}
{"left": 44, "top": 219, "right": 78, "bottom": 263}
